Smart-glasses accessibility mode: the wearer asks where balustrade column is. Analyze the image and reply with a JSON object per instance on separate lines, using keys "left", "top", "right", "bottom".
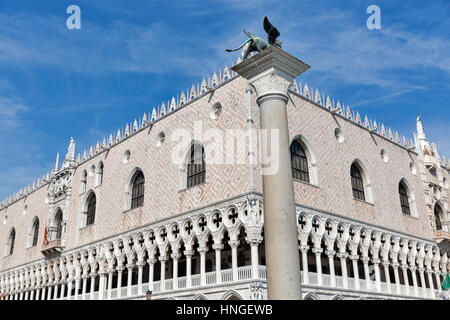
{"left": 146, "top": 259, "right": 156, "bottom": 292}
{"left": 382, "top": 261, "right": 392, "bottom": 294}
{"left": 61, "top": 281, "right": 66, "bottom": 299}
{"left": 35, "top": 287, "right": 40, "bottom": 300}
{"left": 410, "top": 267, "right": 419, "bottom": 297}
{"left": 24, "top": 290, "right": 29, "bottom": 301}
{"left": 229, "top": 240, "right": 239, "bottom": 282}
{"left": 159, "top": 256, "right": 167, "bottom": 292}
{"left": 300, "top": 245, "right": 309, "bottom": 285}
{"left": 212, "top": 244, "right": 223, "bottom": 284}
{"left": 137, "top": 261, "right": 145, "bottom": 295}
{"left": 199, "top": 247, "right": 207, "bottom": 286}
{"left": 401, "top": 265, "right": 410, "bottom": 295}
{"left": 350, "top": 255, "right": 360, "bottom": 290}
{"left": 41, "top": 285, "right": 46, "bottom": 300}
{"left": 362, "top": 257, "right": 371, "bottom": 290}
{"left": 107, "top": 269, "right": 114, "bottom": 300}
{"left": 373, "top": 259, "right": 382, "bottom": 293}
{"left": 30, "top": 288, "right": 35, "bottom": 300}
{"left": 116, "top": 267, "right": 124, "bottom": 298}
{"left": 185, "top": 251, "right": 192, "bottom": 288}
{"left": 126, "top": 264, "right": 134, "bottom": 297}
{"left": 313, "top": 248, "right": 323, "bottom": 286}
{"left": 326, "top": 250, "right": 336, "bottom": 287}
{"left": 171, "top": 254, "right": 180, "bottom": 290}
{"left": 338, "top": 253, "right": 349, "bottom": 289}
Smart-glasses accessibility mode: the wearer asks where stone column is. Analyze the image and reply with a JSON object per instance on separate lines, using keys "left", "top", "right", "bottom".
{"left": 116, "top": 266, "right": 123, "bottom": 298}
{"left": 392, "top": 263, "right": 401, "bottom": 295}
{"left": 107, "top": 269, "right": 114, "bottom": 300}
{"left": 410, "top": 267, "right": 419, "bottom": 297}
{"left": 401, "top": 264, "right": 410, "bottom": 295}
{"left": 372, "top": 259, "right": 382, "bottom": 293}
{"left": 81, "top": 275, "right": 88, "bottom": 300}
{"left": 98, "top": 272, "right": 107, "bottom": 300}
{"left": 35, "top": 287, "right": 40, "bottom": 300}
{"left": 171, "top": 254, "right": 180, "bottom": 290}
{"left": 61, "top": 281, "right": 67, "bottom": 299}
{"left": 326, "top": 250, "right": 336, "bottom": 287}
{"left": 300, "top": 245, "right": 309, "bottom": 284}
{"left": 147, "top": 259, "right": 156, "bottom": 291}
{"left": 213, "top": 244, "right": 223, "bottom": 284}
{"left": 434, "top": 271, "right": 441, "bottom": 294}
{"left": 185, "top": 251, "right": 192, "bottom": 288}
{"left": 350, "top": 255, "right": 360, "bottom": 290}
{"left": 313, "top": 248, "right": 323, "bottom": 286}
{"left": 90, "top": 273, "right": 96, "bottom": 300}
{"left": 338, "top": 252, "right": 349, "bottom": 289}
{"left": 249, "top": 240, "right": 261, "bottom": 280}
{"left": 198, "top": 247, "right": 207, "bottom": 286}
{"left": 159, "top": 256, "right": 167, "bottom": 292}
{"left": 41, "top": 286, "right": 46, "bottom": 301}
{"left": 418, "top": 268, "right": 426, "bottom": 298}
{"left": 382, "top": 261, "right": 392, "bottom": 294}
{"left": 232, "top": 47, "right": 309, "bottom": 300}
{"left": 229, "top": 240, "right": 240, "bottom": 281}
{"left": 427, "top": 270, "right": 435, "bottom": 298}
{"left": 126, "top": 264, "right": 134, "bottom": 297}
{"left": 362, "top": 257, "right": 371, "bottom": 290}
{"left": 137, "top": 261, "right": 145, "bottom": 295}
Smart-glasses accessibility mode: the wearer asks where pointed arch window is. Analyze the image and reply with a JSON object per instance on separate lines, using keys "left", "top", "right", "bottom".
{"left": 290, "top": 140, "right": 309, "bottom": 183}
{"left": 187, "top": 144, "right": 206, "bottom": 188}
{"left": 86, "top": 193, "right": 96, "bottom": 226}
{"left": 55, "top": 210, "right": 63, "bottom": 240}
{"left": 7, "top": 228, "right": 16, "bottom": 255}
{"left": 434, "top": 205, "right": 442, "bottom": 231}
{"left": 96, "top": 162, "right": 104, "bottom": 186}
{"left": 81, "top": 170, "right": 87, "bottom": 193}
{"left": 31, "top": 218, "right": 40, "bottom": 247}
{"left": 131, "top": 171, "right": 145, "bottom": 209}
{"left": 399, "top": 182, "right": 411, "bottom": 215}
{"left": 350, "top": 163, "right": 365, "bottom": 201}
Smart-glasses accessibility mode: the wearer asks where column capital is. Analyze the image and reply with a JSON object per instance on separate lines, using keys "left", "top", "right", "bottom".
{"left": 212, "top": 243, "right": 224, "bottom": 251}
{"left": 362, "top": 257, "right": 371, "bottom": 264}
{"left": 171, "top": 253, "right": 181, "bottom": 261}
{"left": 312, "top": 248, "right": 323, "bottom": 255}
{"left": 146, "top": 258, "right": 158, "bottom": 266}
{"left": 126, "top": 263, "right": 135, "bottom": 270}
{"left": 183, "top": 250, "right": 193, "bottom": 257}
{"left": 381, "top": 260, "right": 390, "bottom": 267}
{"left": 371, "top": 259, "right": 381, "bottom": 265}
{"left": 228, "top": 240, "right": 240, "bottom": 249}
{"left": 337, "top": 252, "right": 349, "bottom": 259}
{"left": 392, "top": 263, "right": 399, "bottom": 269}
{"left": 349, "top": 255, "right": 360, "bottom": 261}
{"left": 325, "top": 250, "right": 335, "bottom": 257}
{"left": 158, "top": 255, "right": 168, "bottom": 263}
{"left": 136, "top": 261, "right": 146, "bottom": 268}
{"left": 197, "top": 246, "right": 208, "bottom": 254}
{"left": 299, "top": 245, "right": 309, "bottom": 253}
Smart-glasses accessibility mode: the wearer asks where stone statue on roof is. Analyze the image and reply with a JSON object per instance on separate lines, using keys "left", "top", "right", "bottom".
{"left": 226, "top": 16, "right": 282, "bottom": 61}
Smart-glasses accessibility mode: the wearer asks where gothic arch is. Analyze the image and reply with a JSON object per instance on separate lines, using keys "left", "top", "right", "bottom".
{"left": 192, "top": 293, "right": 208, "bottom": 300}
{"left": 5, "top": 227, "right": 16, "bottom": 256}
{"left": 81, "top": 190, "right": 97, "bottom": 227}
{"left": 350, "top": 159, "right": 373, "bottom": 203}
{"left": 303, "top": 291, "right": 320, "bottom": 300}
{"left": 125, "top": 167, "right": 145, "bottom": 210}
{"left": 434, "top": 202, "right": 446, "bottom": 232}
{"left": 28, "top": 216, "right": 40, "bottom": 248}
{"left": 181, "top": 141, "right": 206, "bottom": 189}
{"left": 221, "top": 290, "right": 243, "bottom": 300}
{"left": 290, "top": 134, "right": 318, "bottom": 185}
{"left": 398, "top": 178, "right": 418, "bottom": 217}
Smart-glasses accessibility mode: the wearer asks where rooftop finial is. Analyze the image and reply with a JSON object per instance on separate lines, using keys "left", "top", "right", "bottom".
{"left": 416, "top": 115, "right": 425, "bottom": 139}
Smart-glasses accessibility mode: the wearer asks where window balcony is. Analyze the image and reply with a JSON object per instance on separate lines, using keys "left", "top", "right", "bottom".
{"left": 41, "top": 239, "right": 64, "bottom": 255}
{"left": 434, "top": 230, "right": 450, "bottom": 241}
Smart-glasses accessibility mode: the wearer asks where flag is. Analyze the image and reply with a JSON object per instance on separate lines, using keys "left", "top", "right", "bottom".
{"left": 442, "top": 272, "right": 450, "bottom": 291}
{"left": 43, "top": 226, "right": 49, "bottom": 246}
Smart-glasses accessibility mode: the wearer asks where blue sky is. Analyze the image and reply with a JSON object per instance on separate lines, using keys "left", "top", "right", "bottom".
{"left": 0, "top": 0, "right": 449, "bottom": 200}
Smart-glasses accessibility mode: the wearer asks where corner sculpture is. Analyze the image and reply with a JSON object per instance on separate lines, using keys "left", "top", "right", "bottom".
{"left": 226, "top": 16, "right": 282, "bottom": 61}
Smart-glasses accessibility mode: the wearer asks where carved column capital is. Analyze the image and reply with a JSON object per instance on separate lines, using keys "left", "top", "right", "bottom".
{"left": 229, "top": 240, "right": 240, "bottom": 249}
{"left": 146, "top": 258, "right": 157, "bottom": 266}
{"left": 212, "top": 243, "right": 224, "bottom": 251}
{"left": 312, "top": 248, "right": 323, "bottom": 255}
{"left": 349, "top": 255, "right": 360, "bottom": 261}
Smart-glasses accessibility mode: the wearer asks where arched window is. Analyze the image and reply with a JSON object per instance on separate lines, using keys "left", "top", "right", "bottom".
{"left": 434, "top": 205, "right": 443, "bottom": 231}
{"left": 7, "top": 228, "right": 15, "bottom": 255}
{"left": 187, "top": 144, "right": 205, "bottom": 188}
{"left": 131, "top": 171, "right": 145, "bottom": 209}
{"left": 290, "top": 140, "right": 309, "bottom": 183}
{"left": 350, "top": 163, "right": 365, "bottom": 201}
{"left": 399, "top": 182, "right": 410, "bottom": 215}
{"left": 31, "top": 218, "right": 40, "bottom": 247}
{"left": 96, "top": 162, "right": 104, "bottom": 186}
{"left": 81, "top": 170, "right": 87, "bottom": 193}
{"left": 55, "top": 210, "right": 63, "bottom": 240}
{"left": 86, "top": 193, "right": 96, "bottom": 226}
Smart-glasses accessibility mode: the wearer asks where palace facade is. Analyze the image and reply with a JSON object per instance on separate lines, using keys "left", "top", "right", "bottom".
{"left": 0, "top": 55, "right": 449, "bottom": 300}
